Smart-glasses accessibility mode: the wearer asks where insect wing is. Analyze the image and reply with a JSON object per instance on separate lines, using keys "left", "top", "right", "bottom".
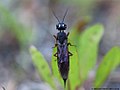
{"left": 57, "top": 43, "right": 69, "bottom": 87}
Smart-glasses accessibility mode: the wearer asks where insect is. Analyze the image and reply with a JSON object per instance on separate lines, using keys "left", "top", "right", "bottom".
{"left": 52, "top": 9, "right": 73, "bottom": 87}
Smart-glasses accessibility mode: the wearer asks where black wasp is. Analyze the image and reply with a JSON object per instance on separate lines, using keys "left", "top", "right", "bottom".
{"left": 52, "top": 9, "right": 73, "bottom": 87}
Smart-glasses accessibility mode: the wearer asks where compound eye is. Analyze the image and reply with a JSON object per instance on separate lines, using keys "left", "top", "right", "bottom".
{"left": 64, "top": 24, "right": 66, "bottom": 27}
{"left": 62, "top": 24, "right": 64, "bottom": 27}
{"left": 58, "top": 24, "right": 61, "bottom": 28}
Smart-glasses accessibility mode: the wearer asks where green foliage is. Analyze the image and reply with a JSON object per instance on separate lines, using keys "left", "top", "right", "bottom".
{"left": 0, "top": 4, "right": 31, "bottom": 47}
{"left": 30, "top": 24, "right": 120, "bottom": 90}
{"left": 94, "top": 47, "right": 120, "bottom": 87}
{"left": 30, "top": 46, "right": 56, "bottom": 89}
{"left": 77, "top": 24, "right": 104, "bottom": 82}
{"left": 68, "top": 46, "right": 80, "bottom": 90}
{"left": 67, "top": 24, "right": 104, "bottom": 90}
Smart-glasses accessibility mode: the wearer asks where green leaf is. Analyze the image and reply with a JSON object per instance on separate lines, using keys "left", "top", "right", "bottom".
{"left": 94, "top": 47, "right": 120, "bottom": 87}
{"left": 30, "top": 46, "right": 56, "bottom": 89}
{"left": 67, "top": 25, "right": 84, "bottom": 90}
{"left": 78, "top": 24, "right": 104, "bottom": 82}
{"left": 68, "top": 46, "right": 81, "bottom": 90}
{"left": 69, "top": 28, "right": 80, "bottom": 46}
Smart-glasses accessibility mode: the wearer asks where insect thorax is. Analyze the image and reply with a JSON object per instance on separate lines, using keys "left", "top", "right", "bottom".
{"left": 57, "top": 31, "right": 67, "bottom": 44}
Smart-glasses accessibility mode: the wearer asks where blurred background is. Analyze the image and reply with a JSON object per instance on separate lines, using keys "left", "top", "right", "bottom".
{"left": 0, "top": 0, "right": 120, "bottom": 90}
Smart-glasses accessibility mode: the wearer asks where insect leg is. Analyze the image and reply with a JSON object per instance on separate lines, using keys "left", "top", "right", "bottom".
{"left": 67, "top": 43, "right": 76, "bottom": 47}
{"left": 69, "top": 51, "right": 73, "bottom": 56}
{"left": 54, "top": 52, "right": 58, "bottom": 57}
{"left": 53, "top": 35, "right": 57, "bottom": 39}
{"left": 67, "top": 32, "right": 69, "bottom": 36}
{"left": 52, "top": 44, "right": 58, "bottom": 48}
{"left": 53, "top": 35, "right": 58, "bottom": 48}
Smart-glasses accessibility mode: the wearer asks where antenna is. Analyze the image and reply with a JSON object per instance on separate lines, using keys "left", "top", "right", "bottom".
{"left": 62, "top": 8, "right": 68, "bottom": 23}
{"left": 51, "top": 9, "right": 60, "bottom": 23}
